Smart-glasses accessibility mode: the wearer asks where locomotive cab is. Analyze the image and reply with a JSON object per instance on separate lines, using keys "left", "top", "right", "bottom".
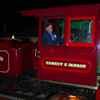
{"left": 35, "top": 7, "right": 99, "bottom": 99}
{"left": 36, "top": 8, "right": 98, "bottom": 87}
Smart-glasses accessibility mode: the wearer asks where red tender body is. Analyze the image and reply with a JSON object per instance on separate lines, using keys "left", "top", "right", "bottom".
{"left": 14, "top": 42, "right": 38, "bottom": 71}
{"left": 0, "top": 40, "right": 37, "bottom": 77}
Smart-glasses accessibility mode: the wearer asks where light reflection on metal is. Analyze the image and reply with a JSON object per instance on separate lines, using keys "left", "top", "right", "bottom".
{"left": 49, "top": 49, "right": 54, "bottom": 53}
{"left": 68, "top": 95, "right": 80, "bottom": 100}
{"left": 68, "top": 95, "right": 76, "bottom": 98}
{"left": 12, "top": 34, "right": 15, "bottom": 39}
{"left": 30, "top": 78, "right": 98, "bottom": 90}
{"left": 68, "top": 98, "right": 79, "bottom": 100}
{"left": 97, "top": 76, "right": 100, "bottom": 86}
{"left": 35, "top": 51, "right": 40, "bottom": 58}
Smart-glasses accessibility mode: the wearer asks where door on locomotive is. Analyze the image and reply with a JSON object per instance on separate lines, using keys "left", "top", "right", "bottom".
{"left": 37, "top": 15, "right": 66, "bottom": 79}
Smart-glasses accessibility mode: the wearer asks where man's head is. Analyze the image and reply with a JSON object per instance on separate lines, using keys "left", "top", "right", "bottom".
{"left": 45, "top": 23, "right": 53, "bottom": 33}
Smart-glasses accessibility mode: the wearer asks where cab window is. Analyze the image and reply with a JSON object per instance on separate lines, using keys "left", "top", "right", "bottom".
{"left": 42, "top": 18, "right": 64, "bottom": 46}
{"left": 70, "top": 20, "right": 92, "bottom": 43}
{"left": 67, "top": 17, "right": 95, "bottom": 47}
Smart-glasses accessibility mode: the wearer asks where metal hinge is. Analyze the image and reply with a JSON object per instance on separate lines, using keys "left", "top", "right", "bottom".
{"left": 35, "top": 51, "right": 40, "bottom": 58}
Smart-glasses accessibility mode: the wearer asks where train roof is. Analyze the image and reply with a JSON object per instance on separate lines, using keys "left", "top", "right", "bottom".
{"left": 17, "top": 4, "right": 100, "bottom": 17}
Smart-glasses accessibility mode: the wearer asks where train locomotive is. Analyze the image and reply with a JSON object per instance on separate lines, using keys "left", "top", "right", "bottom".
{"left": 0, "top": 4, "right": 100, "bottom": 100}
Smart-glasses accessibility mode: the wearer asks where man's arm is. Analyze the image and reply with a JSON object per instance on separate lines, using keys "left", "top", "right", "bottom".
{"left": 53, "top": 32, "right": 64, "bottom": 44}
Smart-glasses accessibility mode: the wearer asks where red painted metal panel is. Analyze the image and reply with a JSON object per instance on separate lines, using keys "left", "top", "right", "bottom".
{"left": 17, "top": 4, "right": 100, "bottom": 17}
{"left": 13, "top": 42, "right": 35, "bottom": 48}
{"left": 32, "top": 44, "right": 38, "bottom": 69}
{"left": 0, "top": 40, "right": 12, "bottom": 50}
{"left": 0, "top": 41, "right": 12, "bottom": 76}
{"left": 0, "top": 48, "right": 23, "bottom": 77}
{"left": 37, "top": 46, "right": 97, "bottom": 86}
{"left": 32, "top": 49, "right": 37, "bottom": 69}
{"left": 14, "top": 42, "right": 38, "bottom": 71}
{"left": 22, "top": 49, "right": 33, "bottom": 71}
{"left": 10, "top": 49, "right": 23, "bottom": 75}
{"left": 0, "top": 50, "right": 9, "bottom": 73}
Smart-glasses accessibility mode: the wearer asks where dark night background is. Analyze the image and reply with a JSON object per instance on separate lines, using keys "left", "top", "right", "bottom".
{"left": 0, "top": 0, "right": 100, "bottom": 38}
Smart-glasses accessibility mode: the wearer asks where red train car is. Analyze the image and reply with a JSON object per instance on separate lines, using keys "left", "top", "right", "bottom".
{"left": 17, "top": 4, "right": 100, "bottom": 100}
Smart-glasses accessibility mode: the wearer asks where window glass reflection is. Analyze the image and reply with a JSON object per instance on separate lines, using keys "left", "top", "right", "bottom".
{"left": 70, "top": 20, "right": 92, "bottom": 43}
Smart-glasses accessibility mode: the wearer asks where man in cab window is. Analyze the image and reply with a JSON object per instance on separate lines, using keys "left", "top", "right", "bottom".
{"left": 42, "top": 23, "right": 64, "bottom": 45}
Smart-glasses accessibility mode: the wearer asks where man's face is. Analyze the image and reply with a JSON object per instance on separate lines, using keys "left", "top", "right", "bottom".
{"left": 46, "top": 25, "right": 53, "bottom": 33}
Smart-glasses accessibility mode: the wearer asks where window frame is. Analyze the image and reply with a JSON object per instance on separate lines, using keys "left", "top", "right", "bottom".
{"left": 67, "top": 16, "right": 95, "bottom": 47}
{"left": 40, "top": 15, "right": 65, "bottom": 46}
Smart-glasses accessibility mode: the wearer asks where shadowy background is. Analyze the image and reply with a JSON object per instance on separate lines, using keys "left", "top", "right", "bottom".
{"left": 0, "top": 0, "right": 99, "bottom": 38}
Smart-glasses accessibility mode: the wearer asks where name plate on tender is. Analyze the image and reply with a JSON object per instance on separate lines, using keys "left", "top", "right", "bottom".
{"left": 41, "top": 57, "right": 91, "bottom": 73}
